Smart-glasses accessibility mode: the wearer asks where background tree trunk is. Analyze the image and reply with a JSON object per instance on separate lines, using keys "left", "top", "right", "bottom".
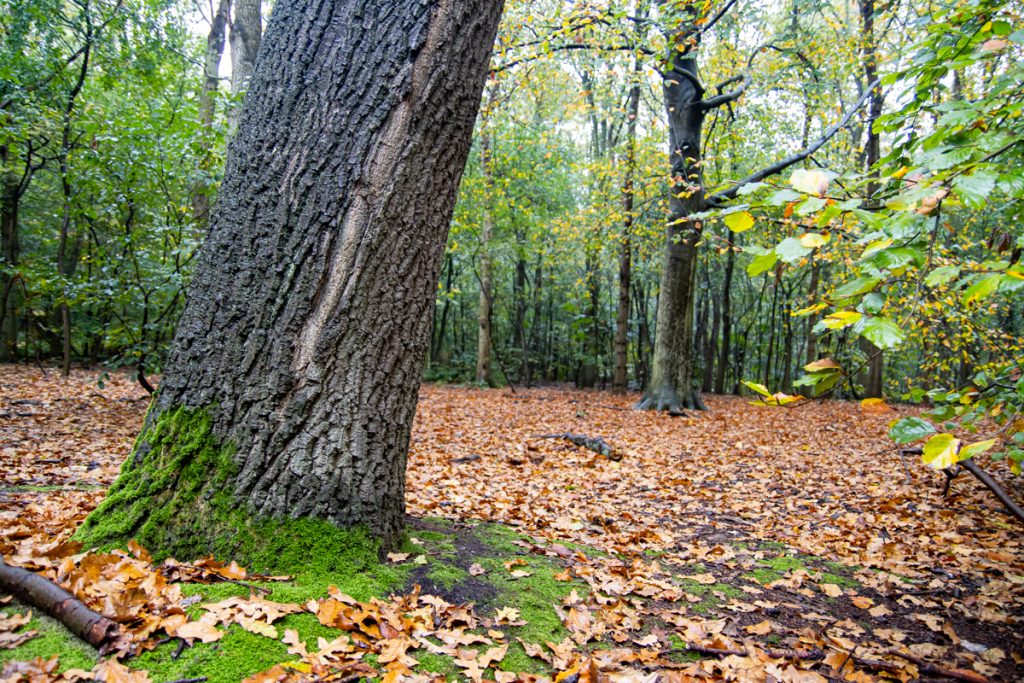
{"left": 612, "top": 57, "right": 641, "bottom": 393}
{"left": 79, "top": 0, "right": 504, "bottom": 553}
{"left": 475, "top": 126, "right": 495, "bottom": 386}
{"left": 228, "top": 0, "right": 262, "bottom": 130}
{"left": 859, "top": 0, "right": 884, "bottom": 398}
{"left": 193, "top": 0, "right": 231, "bottom": 224}
{"left": 636, "top": 21, "right": 706, "bottom": 413}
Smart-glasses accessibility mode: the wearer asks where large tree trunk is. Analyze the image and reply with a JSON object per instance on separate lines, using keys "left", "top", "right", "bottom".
{"left": 78, "top": 0, "right": 504, "bottom": 554}
{"left": 228, "top": 0, "right": 262, "bottom": 130}
{"left": 636, "top": 25, "right": 706, "bottom": 413}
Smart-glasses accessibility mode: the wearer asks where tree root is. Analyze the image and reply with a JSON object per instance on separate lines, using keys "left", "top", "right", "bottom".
{"left": 633, "top": 388, "right": 706, "bottom": 415}
{"left": 0, "top": 557, "right": 122, "bottom": 652}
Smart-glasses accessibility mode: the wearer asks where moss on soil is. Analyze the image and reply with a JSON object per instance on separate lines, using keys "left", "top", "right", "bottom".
{"left": 7, "top": 519, "right": 587, "bottom": 682}
{"left": 0, "top": 607, "right": 98, "bottom": 672}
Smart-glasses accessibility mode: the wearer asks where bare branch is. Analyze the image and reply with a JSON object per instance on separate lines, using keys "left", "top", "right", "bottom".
{"left": 703, "top": 79, "right": 880, "bottom": 207}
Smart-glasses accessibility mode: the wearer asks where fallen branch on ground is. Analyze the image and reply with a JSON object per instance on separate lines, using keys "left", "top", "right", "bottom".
{"left": 901, "top": 448, "right": 1024, "bottom": 526}
{"left": 885, "top": 648, "right": 991, "bottom": 683}
{"left": 532, "top": 433, "right": 622, "bottom": 460}
{"left": 0, "top": 557, "right": 122, "bottom": 651}
{"left": 662, "top": 645, "right": 825, "bottom": 661}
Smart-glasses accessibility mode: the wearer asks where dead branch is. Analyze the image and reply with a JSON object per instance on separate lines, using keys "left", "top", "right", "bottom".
{"left": 902, "top": 447, "right": 1024, "bottom": 526}
{"left": 885, "top": 648, "right": 991, "bottom": 683}
{"left": 662, "top": 645, "right": 825, "bottom": 660}
{"left": 703, "top": 79, "right": 880, "bottom": 207}
{"left": 532, "top": 433, "right": 622, "bottom": 460}
{"left": 0, "top": 557, "right": 121, "bottom": 651}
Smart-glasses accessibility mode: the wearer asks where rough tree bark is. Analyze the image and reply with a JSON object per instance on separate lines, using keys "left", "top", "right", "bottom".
{"left": 78, "top": 0, "right": 504, "bottom": 553}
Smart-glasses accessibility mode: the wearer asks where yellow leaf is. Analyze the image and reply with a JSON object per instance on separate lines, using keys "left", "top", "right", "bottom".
{"left": 921, "top": 434, "right": 960, "bottom": 469}
{"left": 724, "top": 211, "right": 755, "bottom": 233}
{"left": 799, "top": 232, "right": 828, "bottom": 248}
{"left": 821, "top": 311, "right": 861, "bottom": 329}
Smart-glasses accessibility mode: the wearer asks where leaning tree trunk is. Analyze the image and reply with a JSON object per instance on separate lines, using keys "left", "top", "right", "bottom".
{"left": 636, "top": 27, "right": 706, "bottom": 413}
{"left": 77, "top": 0, "right": 504, "bottom": 555}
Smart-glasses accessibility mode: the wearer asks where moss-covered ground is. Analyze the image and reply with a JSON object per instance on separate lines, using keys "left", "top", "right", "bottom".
{"left": 2, "top": 519, "right": 589, "bottom": 682}
{"left": 1, "top": 515, "right": 883, "bottom": 683}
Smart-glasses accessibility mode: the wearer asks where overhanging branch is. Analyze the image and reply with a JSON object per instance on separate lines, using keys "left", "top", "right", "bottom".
{"left": 703, "top": 78, "right": 880, "bottom": 207}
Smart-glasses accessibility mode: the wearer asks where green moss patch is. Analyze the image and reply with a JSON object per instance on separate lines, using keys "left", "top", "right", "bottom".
{"left": 74, "top": 405, "right": 240, "bottom": 559}
{"left": 0, "top": 605, "right": 98, "bottom": 672}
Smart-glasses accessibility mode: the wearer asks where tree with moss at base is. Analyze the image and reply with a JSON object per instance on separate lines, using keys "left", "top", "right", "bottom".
{"left": 76, "top": 0, "right": 505, "bottom": 554}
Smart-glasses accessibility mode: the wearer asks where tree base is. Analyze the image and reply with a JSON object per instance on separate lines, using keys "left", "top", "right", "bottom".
{"left": 74, "top": 406, "right": 399, "bottom": 564}
{"left": 634, "top": 387, "right": 706, "bottom": 415}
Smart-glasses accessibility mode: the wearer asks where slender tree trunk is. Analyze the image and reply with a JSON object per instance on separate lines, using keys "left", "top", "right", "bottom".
{"left": 1, "top": 153, "right": 20, "bottom": 362}
{"left": 526, "top": 258, "right": 543, "bottom": 387}
{"left": 578, "top": 251, "right": 600, "bottom": 388}
{"left": 859, "top": 0, "right": 884, "bottom": 398}
{"left": 805, "top": 258, "right": 820, "bottom": 365}
{"left": 431, "top": 253, "right": 454, "bottom": 364}
{"left": 78, "top": 0, "right": 504, "bottom": 554}
{"left": 56, "top": 23, "right": 92, "bottom": 377}
{"left": 714, "top": 232, "right": 735, "bottom": 394}
{"left": 612, "top": 36, "right": 643, "bottom": 393}
{"left": 703, "top": 275, "right": 719, "bottom": 392}
{"left": 194, "top": 0, "right": 231, "bottom": 223}
{"left": 229, "top": 0, "right": 262, "bottom": 130}
{"left": 763, "top": 281, "right": 779, "bottom": 387}
{"left": 475, "top": 129, "right": 494, "bottom": 386}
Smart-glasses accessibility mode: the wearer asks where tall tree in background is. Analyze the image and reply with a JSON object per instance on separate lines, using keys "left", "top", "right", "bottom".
{"left": 78, "top": 0, "right": 505, "bottom": 553}
{"left": 194, "top": 0, "right": 231, "bottom": 223}
{"left": 228, "top": 0, "right": 262, "bottom": 129}
{"left": 636, "top": 5, "right": 744, "bottom": 412}
{"left": 857, "top": 0, "right": 884, "bottom": 398}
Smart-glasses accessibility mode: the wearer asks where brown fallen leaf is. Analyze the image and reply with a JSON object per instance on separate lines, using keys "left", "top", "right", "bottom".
{"left": 745, "top": 619, "right": 773, "bottom": 635}
{"left": 174, "top": 620, "right": 224, "bottom": 644}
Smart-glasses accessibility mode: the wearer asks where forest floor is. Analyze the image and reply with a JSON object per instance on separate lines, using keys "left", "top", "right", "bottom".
{"left": 1, "top": 365, "right": 1023, "bottom": 682}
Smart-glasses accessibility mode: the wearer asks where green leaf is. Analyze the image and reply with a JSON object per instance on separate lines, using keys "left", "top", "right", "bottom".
{"left": 742, "top": 381, "right": 771, "bottom": 397}
{"left": 959, "top": 439, "right": 997, "bottom": 461}
{"left": 853, "top": 316, "right": 905, "bottom": 350}
{"left": 833, "top": 277, "right": 880, "bottom": 300}
{"left": 736, "top": 182, "right": 767, "bottom": 196}
{"left": 962, "top": 274, "right": 1001, "bottom": 305}
{"left": 776, "top": 237, "right": 812, "bottom": 264}
{"left": 952, "top": 172, "right": 997, "bottom": 209}
{"left": 925, "top": 265, "right": 960, "bottom": 287}
{"left": 723, "top": 210, "right": 755, "bottom": 233}
{"left": 747, "top": 251, "right": 778, "bottom": 277}
{"left": 889, "top": 417, "right": 936, "bottom": 444}
{"left": 922, "top": 433, "right": 960, "bottom": 469}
